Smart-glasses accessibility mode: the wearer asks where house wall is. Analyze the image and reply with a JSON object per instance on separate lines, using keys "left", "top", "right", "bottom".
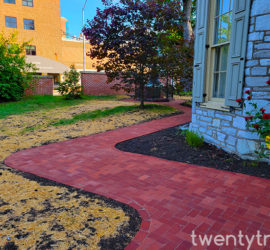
{"left": 81, "top": 72, "right": 126, "bottom": 96}
{"left": 190, "top": 0, "right": 270, "bottom": 161}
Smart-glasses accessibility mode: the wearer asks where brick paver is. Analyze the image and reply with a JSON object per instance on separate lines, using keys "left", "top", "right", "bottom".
{"left": 5, "top": 102, "right": 270, "bottom": 249}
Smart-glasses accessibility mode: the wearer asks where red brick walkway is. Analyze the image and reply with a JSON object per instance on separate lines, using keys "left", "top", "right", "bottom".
{"left": 5, "top": 101, "right": 270, "bottom": 249}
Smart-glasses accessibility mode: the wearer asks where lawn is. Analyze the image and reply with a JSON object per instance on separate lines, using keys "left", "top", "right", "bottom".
{"left": 0, "top": 95, "right": 120, "bottom": 119}
{"left": 0, "top": 96, "right": 180, "bottom": 249}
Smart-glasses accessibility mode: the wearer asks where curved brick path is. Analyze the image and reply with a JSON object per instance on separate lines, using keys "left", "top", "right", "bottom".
{"left": 5, "top": 101, "right": 270, "bottom": 249}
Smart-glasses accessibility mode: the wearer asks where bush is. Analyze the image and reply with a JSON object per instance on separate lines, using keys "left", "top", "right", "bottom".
{"left": 185, "top": 130, "right": 204, "bottom": 148}
{"left": 0, "top": 32, "right": 36, "bottom": 102}
{"left": 58, "top": 65, "right": 81, "bottom": 99}
{"left": 241, "top": 85, "right": 270, "bottom": 160}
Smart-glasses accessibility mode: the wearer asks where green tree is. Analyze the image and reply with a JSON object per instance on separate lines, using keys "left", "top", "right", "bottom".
{"left": 84, "top": 0, "right": 183, "bottom": 108}
{"left": 0, "top": 32, "right": 36, "bottom": 102}
{"left": 58, "top": 65, "right": 81, "bottom": 99}
{"left": 158, "top": 29, "right": 194, "bottom": 98}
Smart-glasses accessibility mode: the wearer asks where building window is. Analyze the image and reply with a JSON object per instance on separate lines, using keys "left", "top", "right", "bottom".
{"left": 211, "top": 0, "right": 233, "bottom": 99}
{"left": 22, "top": 0, "right": 33, "bottom": 6}
{"left": 25, "top": 45, "right": 36, "bottom": 55}
{"left": 5, "top": 16, "right": 17, "bottom": 28}
{"left": 24, "top": 19, "right": 35, "bottom": 30}
{"left": 193, "top": 0, "right": 251, "bottom": 107}
{"left": 203, "top": 0, "right": 233, "bottom": 102}
{"left": 4, "top": 0, "right": 15, "bottom": 3}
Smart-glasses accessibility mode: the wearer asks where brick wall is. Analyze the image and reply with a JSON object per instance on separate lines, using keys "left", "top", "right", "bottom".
{"left": 24, "top": 76, "right": 54, "bottom": 96}
{"left": 81, "top": 72, "right": 127, "bottom": 96}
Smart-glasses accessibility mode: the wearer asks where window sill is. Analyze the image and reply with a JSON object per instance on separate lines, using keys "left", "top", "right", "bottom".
{"left": 199, "top": 101, "right": 230, "bottom": 112}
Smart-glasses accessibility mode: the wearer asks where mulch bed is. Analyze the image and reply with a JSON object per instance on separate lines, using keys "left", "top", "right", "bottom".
{"left": 116, "top": 126, "right": 270, "bottom": 179}
{"left": 0, "top": 165, "right": 141, "bottom": 250}
{"left": 180, "top": 100, "right": 192, "bottom": 107}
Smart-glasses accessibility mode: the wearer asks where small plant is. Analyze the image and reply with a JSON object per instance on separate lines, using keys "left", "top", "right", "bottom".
{"left": 58, "top": 65, "right": 81, "bottom": 99}
{"left": 185, "top": 130, "right": 204, "bottom": 148}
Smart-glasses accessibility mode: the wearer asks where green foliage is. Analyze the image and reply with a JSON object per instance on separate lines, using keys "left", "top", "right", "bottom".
{"left": 191, "top": 0, "right": 197, "bottom": 29}
{"left": 179, "top": 91, "right": 192, "bottom": 96}
{"left": 53, "top": 104, "right": 178, "bottom": 126}
{"left": 0, "top": 95, "right": 118, "bottom": 119}
{"left": 185, "top": 130, "right": 204, "bottom": 148}
{"left": 0, "top": 32, "right": 36, "bottom": 102}
{"left": 58, "top": 65, "right": 81, "bottom": 99}
{"left": 244, "top": 99, "right": 270, "bottom": 160}
{"left": 84, "top": 0, "right": 184, "bottom": 108}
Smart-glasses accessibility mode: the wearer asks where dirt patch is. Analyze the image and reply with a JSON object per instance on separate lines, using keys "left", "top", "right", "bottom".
{"left": 116, "top": 126, "right": 270, "bottom": 179}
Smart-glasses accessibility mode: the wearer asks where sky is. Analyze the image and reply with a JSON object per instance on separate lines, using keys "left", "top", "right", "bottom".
{"left": 60, "top": 0, "right": 105, "bottom": 37}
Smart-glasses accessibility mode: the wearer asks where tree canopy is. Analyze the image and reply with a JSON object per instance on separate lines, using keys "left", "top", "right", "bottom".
{"left": 83, "top": 0, "right": 194, "bottom": 107}
{"left": 0, "top": 32, "right": 36, "bottom": 102}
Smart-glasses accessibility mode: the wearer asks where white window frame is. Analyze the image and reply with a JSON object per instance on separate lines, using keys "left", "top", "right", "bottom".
{"left": 203, "top": 0, "right": 231, "bottom": 109}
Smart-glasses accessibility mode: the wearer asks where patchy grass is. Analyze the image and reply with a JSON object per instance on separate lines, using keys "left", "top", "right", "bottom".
{"left": 174, "top": 95, "right": 192, "bottom": 101}
{"left": 0, "top": 95, "right": 120, "bottom": 119}
{"left": 53, "top": 104, "right": 177, "bottom": 126}
{"left": 0, "top": 99, "right": 180, "bottom": 248}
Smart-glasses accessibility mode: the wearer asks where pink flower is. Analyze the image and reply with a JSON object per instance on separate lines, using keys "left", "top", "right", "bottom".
{"left": 244, "top": 116, "right": 253, "bottom": 121}
{"left": 260, "top": 108, "right": 266, "bottom": 114}
{"left": 262, "top": 113, "right": 270, "bottom": 120}
{"left": 253, "top": 124, "right": 260, "bottom": 130}
{"left": 236, "top": 98, "right": 242, "bottom": 103}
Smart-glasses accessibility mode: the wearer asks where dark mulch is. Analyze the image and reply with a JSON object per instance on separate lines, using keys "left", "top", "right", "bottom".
{"left": 180, "top": 100, "right": 192, "bottom": 107}
{"left": 0, "top": 165, "right": 141, "bottom": 250}
{"left": 116, "top": 126, "right": 270, "bottom": 179}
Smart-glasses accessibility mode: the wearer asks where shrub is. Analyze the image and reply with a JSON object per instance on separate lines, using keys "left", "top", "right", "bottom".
{"left": 185, "top": 130, "right": 204, "bottom": 148}
{"left": 58, "top": 65, "right": 81, "bottom": 99}
{"left": 0, "top": 32, "right": 36, "bottom": 102}
{"left": 240, "top": 83, "right": 270, "bottom": 160}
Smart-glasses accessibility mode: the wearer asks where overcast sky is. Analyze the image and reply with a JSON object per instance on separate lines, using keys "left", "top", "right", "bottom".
{"left": 60, "top": 0, "right": 105, "bottom": 37}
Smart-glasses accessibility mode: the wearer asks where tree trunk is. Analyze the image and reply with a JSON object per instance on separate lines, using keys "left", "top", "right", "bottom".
{"left": 139, "top": 82, "right": 145, "bottom": 109}
{"left": 166, "top": 75, "right": 169, "bottom": 100}
{"left": 183, "top": 0, "right": 193, "bottom": 43}
{"left": 171, "top": 78, "right": 174, "bottom": 99}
